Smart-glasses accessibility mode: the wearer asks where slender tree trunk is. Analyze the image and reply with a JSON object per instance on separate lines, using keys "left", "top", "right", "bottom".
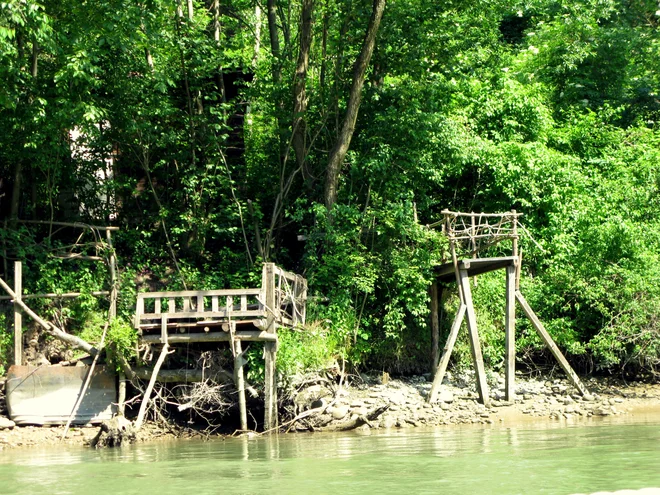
{"left": 253, "top": 4, "right": 262, "bottom": 67}
{"left": 10, "top": 162, "right": 22, "bottom": 225}
{"left": 267, "top": 0, "right": 281, "bottom": 84}
{"left": 213, "top": 0, "right": 227, "bottom": 103}
{"left": 31, "top": 41, "right": 38, "bottom": 78}
{"left": 324, "top": 0, "right": 386, "bottom": 210}
{"left": 320, "top": 0, "right": 328, "bottom": 97}
{"left": 292, "top": 0, "right": 314, "bottom": 169}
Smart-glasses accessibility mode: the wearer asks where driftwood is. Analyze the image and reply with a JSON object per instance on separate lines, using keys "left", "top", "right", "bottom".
{"left": 315, "top": 404, "right": 390, "bottom": 432}
{"left": 135, "top": 344, "right": 171, "bottom": 430}
{"left": 90, "top": 415, "right": 136, "bottom": 448}
{"left": 0, "top": 275, "right": 98, "bottom": 356}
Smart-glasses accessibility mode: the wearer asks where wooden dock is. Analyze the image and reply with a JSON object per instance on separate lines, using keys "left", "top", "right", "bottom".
{"left": 134, "top": 263, "right": 307, "bottom": 431}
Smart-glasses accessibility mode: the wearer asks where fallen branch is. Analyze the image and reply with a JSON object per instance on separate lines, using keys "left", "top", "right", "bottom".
{"left": 134, "top": 344, "right": 172, "bottom": 430}
{"left": 0, "top": 275, "right": 98, "bottom": 356}
{"left": 315, "top": 404, "right": 390, "bottom": 432}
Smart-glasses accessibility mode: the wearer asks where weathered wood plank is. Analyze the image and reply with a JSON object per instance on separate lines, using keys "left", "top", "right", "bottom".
{"left": 211, "top": 296, "right": 219, "bottom": 312}
{"left": 138, "top": 317, "right": 267, "bottom": 329}
{"left": 505, "top": 264, "right": 516, "bottom": 401}
{"left": 140, "top": 331, "right": 278, "bottom": 343}
{"left": 139, "top": 310, "right": 266, "bottom": 320}
{"left": 428, "top": 303, "right": 466, "bottom": 403}
{"left": 515, "top": 291, "right": 589, "bottom": 396}
{"left": 138, "top": 288, "right": 262, "bottom": 298}
{"left": 459, "top": 269, "right": 490, "bottom": 406}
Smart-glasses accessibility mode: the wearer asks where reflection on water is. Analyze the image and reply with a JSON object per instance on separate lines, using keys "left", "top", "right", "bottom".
{"left": 1, "top": 414, "right": 660, "bottom": 495}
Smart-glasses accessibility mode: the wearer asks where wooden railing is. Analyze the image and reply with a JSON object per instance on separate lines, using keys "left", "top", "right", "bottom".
{"left": 134, "top": 263, "right": 307, "bottom": 337}
{"left": 429, "top": 209, "right": 522, "bottom": 257}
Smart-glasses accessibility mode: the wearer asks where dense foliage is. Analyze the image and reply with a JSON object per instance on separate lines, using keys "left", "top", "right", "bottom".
{"left": 1, "top": 0, "right": 659, "bottom": 377}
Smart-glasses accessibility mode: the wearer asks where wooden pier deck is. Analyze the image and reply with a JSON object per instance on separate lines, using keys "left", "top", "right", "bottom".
{"left": 134, "top": 263, "right": 307, "bottom": 431}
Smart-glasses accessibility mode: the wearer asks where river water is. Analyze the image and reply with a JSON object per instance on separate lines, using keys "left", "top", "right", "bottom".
{"left": 1, "top": 414, "right": 660, "bottom": 495}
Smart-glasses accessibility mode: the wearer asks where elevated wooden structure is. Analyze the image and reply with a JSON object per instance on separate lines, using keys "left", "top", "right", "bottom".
{"left": 427, "top": 210, "right": 588, "bottom": 406}
{"left": 135, "top": 263, "right": 307, "bottom": 431}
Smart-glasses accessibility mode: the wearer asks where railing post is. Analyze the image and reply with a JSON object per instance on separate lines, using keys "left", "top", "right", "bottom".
{"left": 14, "top": 261, "right": 22, "bottom": 366}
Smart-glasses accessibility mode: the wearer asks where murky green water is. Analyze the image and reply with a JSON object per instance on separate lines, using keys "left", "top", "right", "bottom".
{"left": 2, "top": 415, "right": 660, "bottom": 495}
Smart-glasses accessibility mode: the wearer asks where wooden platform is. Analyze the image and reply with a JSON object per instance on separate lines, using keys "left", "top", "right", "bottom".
{"left": 434, "top": 256, "right": 517, "bottom": 283}
{"left": 427, "top": 210, "right": 589, "bottom": 407}
{"left": 133, "top": 263, "right": 307, "bottom": 431}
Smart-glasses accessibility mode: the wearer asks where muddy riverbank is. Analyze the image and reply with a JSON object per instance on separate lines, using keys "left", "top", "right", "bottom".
{"left": 1, "top": 372, "right": 659, "bottom": 450}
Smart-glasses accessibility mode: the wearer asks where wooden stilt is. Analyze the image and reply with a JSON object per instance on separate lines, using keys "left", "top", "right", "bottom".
{"left": 459, "top": 269, "right": 490, "bottom": 406}
{"left": 262, "top": 262, "right": 278, "bottom": 431}
{"left": 505, "top": 264, "right": 516, "bottom": 401}
{"left": 428, "top": 303, "right": 466, "bottom": 403}
{"left": 263, "top": 341, "right": 277, "bottom": 431}
{"left": 234, "top": 339, "right": 248, "bottom": 431}
{"left": 13, "top": 261, "right": 22, "bottom": 366}
{"left": 515, "top": 291, "right": 589, "bottom": 396}
{"left": 430, "top": 282, "right": 440, "bottom": 374}
{"left": 118, "top": 371, "right": 127, "bottom": 416}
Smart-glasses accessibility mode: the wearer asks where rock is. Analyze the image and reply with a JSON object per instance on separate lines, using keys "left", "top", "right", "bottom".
{"left": 331, "top": 405, "right": 350, "bottom": 420}
{"left": 381, "top": 415, "right": 396, "bottom": 428}
{"left": 0, "top": 417, "right": 15, "bottom": 430}
{"left": 438, "top": 390, "right": 454, "bottom": 403}
{"left": 351, "top": 406, "right": 368, "bottom": 416}
{"left": 582, "top": 394, "right": 595, "bottom": 402}
{"left": 350, "top": 400, "right": 365, "bottom": 408}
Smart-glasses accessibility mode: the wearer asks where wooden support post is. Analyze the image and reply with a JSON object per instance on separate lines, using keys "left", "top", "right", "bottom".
{"left": 515, "top": 291, "right": 589, "bottom": 396}
{"left": 118, "top": 371, "right": 127, "bottom": 416}
{"left": 13, "top": 261, "right": 22, "bottom": 366}
{"left": 106, "top": 230, "right": 117, "bottom": 320}
{"left": 430, "top": 282, "right": 440, "bottom": 374}
{"left": 160, "top": 315, "right": 168, "bottom": 344}
{"left": 505, "top": 264, "right": 516, "bottom": 401}
{"left": 263, "top": 262, "right": 278, "bottom": 431}
{"left": 234, "top": 339, "right": 248, "bottom": 431}
{"left": 428, "top": 303, "right": 466, "bottom": 403}
{"left": 458, "top": 269, "right": 490, "bottom": 406}
{"left": 263, "top": 341, "right": 277, "bottom": 431}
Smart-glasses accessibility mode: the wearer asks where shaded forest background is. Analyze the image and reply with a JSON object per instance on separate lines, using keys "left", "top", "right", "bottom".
{"left": 1, "top": 0, "right": 659, "bottom": 379}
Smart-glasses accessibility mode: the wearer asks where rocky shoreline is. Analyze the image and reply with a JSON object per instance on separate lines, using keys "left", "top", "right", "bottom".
{"left": 286, "top": 371, "right": 660, "bottom": 432}
{"left": 2, "top": 372, "right": 660, "bottom": 450}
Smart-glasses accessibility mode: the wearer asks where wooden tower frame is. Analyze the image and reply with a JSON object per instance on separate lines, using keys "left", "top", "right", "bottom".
{"left": 427, "top": 210, "right": 588, "bottom": 406}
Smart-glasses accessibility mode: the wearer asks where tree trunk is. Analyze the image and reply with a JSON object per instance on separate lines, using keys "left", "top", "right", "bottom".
{"left": 267, "top": 0, "right": 281, "bottom": 84}
{"left": 292, "top": 0, "right": 314, "bottom": 169}
{"left": 324, "top": 0, "right": 386, "bottom": 210}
